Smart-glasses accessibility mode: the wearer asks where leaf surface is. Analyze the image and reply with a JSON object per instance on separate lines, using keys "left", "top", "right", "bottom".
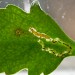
{"left": 0, "top": 4, "right": 75, "bottom": 75}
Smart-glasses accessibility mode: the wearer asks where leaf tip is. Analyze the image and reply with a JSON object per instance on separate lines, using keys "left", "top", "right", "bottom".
{"left": 30, "top": 0, "right": 41, "bottom": 10}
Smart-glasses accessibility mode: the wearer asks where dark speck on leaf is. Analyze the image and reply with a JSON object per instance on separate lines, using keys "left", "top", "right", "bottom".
{"left": 15, "top": 28, "right": 24, "bottom": 37}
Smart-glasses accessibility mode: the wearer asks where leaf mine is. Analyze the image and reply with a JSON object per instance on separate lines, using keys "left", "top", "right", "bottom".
{"left": 29, "top": 27, "right": 72, "bottom": 57}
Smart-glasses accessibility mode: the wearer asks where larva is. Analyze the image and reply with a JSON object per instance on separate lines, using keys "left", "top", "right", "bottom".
{"left": 29, "top": 27, "right": 50, "bottom": 39}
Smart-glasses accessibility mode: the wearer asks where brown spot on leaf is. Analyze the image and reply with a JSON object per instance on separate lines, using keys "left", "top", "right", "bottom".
{"left": 15, "top": 28, "right": 24, "bottom": 37}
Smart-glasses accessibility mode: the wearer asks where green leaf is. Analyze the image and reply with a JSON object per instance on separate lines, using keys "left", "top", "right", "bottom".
{"left": 0, "top": 3, "right": 75, "bottom": 75}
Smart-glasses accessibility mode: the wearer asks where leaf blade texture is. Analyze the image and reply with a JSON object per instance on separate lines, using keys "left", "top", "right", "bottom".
{"left": 0, "top": 4, "right": 75, "bottom": 75}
